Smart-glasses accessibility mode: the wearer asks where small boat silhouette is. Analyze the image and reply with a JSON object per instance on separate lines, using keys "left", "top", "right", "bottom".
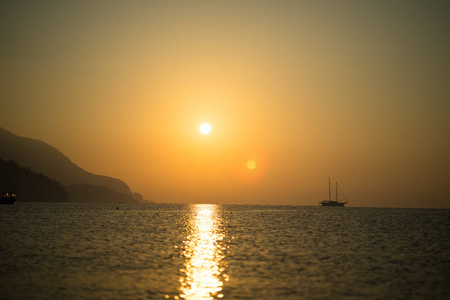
{"left": 319, "top": 178, "right": 348, "bottom": 207}
{"left": 0, "top": 192, "right": 18, "bottom": 205}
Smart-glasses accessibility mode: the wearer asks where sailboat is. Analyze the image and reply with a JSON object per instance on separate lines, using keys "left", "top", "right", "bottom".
{"left": 319, "top": 177, "right": 348, "bottom": 207}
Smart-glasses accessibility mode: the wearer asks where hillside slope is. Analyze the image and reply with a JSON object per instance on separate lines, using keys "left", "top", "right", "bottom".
{"left": 0, "top": 159, "right": 69, "bottom": 202}
{"left": 0, "top": 128, "right": 131, "bottom": 195}
{"left": 66, "top": 184, "right": 139, "bottom": 204}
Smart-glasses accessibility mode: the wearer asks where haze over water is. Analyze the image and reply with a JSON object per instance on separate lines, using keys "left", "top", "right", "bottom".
{"left": 1, "top": 1, "right": 450, "bottom": 208}
{"left": 1, "top": 203, "right": 449, "bottom": 299}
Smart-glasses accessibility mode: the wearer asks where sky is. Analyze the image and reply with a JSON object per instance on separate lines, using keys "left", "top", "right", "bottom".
{"left": 1, "top": 0, "right": 449, "bottom": 208}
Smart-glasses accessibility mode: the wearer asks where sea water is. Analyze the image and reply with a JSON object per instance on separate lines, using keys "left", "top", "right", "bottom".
{"left": 0, "top": 203, "right": 449, "bottom": 299}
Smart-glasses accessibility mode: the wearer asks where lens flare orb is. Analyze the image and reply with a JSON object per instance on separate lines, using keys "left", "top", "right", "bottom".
{"left": 247, "top": 160, "right": 256, "bottom": 170}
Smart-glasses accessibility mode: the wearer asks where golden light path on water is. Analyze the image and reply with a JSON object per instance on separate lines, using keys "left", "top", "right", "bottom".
{"left": 178, "top": 204, "right": 228, "bottom": 300}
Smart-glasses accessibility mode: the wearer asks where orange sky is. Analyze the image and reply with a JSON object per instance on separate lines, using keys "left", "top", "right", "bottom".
{"left": 1, "top": 1, "right": 449, "bottom": 208}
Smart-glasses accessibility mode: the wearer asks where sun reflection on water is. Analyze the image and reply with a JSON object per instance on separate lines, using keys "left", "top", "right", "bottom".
{"left": 179, "top": 204, "right": 228, "bottom": 300}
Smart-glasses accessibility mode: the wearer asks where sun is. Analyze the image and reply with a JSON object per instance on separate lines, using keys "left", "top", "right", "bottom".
{"left": 246, "top": 160, "right": 256, "bottom": 170}
{"left": 199, "top": 122, "right": 212, "bottom": 135}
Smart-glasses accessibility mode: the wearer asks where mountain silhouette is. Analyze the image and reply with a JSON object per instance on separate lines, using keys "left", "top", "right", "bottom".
{"left": 0, "top": 158, "right": 69, "bottom": 202}
{"left": 0, "top": 128, "right": 142, "bottom": 203}
{"left": 66, "top": 184, "right": 138, "bottom": 204}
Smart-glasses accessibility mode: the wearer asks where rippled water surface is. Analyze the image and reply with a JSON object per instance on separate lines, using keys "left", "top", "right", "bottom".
{"left": 1, "top": 203, "right": 449, "bottom": 299}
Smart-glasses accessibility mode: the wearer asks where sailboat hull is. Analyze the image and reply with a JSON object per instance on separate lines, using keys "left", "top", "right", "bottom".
{"left": 319, "top": 200, "right": 346, "bottom": 207}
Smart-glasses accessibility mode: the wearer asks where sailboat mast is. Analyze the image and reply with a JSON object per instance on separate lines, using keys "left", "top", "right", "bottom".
{"left": 328, "top": 177, "right": 331, "bottom": 202}
{"left": 336, "top": 181, "right": 338, "bottom": 202}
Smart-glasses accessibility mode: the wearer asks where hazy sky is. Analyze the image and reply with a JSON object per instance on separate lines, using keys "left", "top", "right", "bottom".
{"left": 1, "top": 1, "right": 449, "bottom": 208}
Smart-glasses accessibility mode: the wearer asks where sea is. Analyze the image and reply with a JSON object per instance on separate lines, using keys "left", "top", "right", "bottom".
{"left": 0, "top": 203, "right": 449, "bottom": 300}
